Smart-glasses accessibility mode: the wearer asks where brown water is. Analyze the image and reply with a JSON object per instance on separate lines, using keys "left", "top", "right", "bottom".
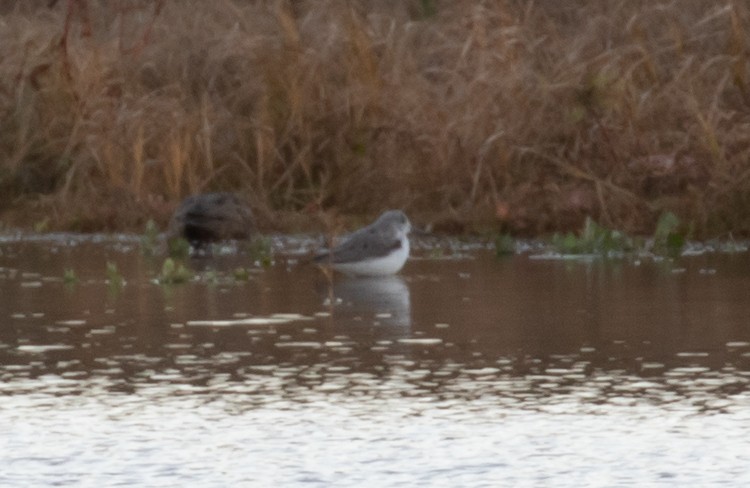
{"left": 1, "top": 234, "right": 749, "bottom": 486}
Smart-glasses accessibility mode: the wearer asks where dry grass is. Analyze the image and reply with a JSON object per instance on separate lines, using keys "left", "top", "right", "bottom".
{"left": 1, "top": 0, "right": 750, "bottom": 236}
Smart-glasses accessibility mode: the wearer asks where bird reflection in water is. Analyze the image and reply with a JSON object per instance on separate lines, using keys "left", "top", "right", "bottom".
{"left": 323, "top": 275, "right": 412, "bottom": 329}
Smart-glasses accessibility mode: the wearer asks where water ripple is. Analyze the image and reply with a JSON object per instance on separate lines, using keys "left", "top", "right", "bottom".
{"left": 3, "top": 235, "right": 750, "bottom": 486}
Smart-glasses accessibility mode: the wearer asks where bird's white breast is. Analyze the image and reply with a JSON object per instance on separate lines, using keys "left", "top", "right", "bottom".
{"left": 332, "top": 236, "right": 410, "bottom": 276}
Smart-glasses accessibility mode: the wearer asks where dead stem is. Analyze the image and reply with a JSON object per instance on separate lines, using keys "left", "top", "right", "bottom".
{"left": 1, "top": 1, "right": 749, "bottom": 236}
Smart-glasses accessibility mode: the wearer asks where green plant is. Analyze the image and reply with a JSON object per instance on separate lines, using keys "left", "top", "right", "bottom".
{"left": 419, "top": 0, "right": 437, "bottom": 18}
{"left": 34, "top": 218, "right": 49, "bottom": 233}
{"left": 168, "top": 237, "right": 191, "bottom": 260}
{"left": 140, "top": 219, "right": 161, "bottom": 256}
{"left": 245, "top": 236, "right": 273, "bottom": 267}
{"left": 550, "top": 217, "right": 635, "bottom": 255}
{"left": 203, "top": 269, "right": 219, "bottom": 285}
{"left": 157, "top": 257, "right": 192, "bottom": 284}
{"left": 494, "top": 233, "right": 515, "bottom": 256}
{"left": 3, "top": 2, "right": 750, "bottom": 239}
{"left": 651, "top": 211, "right": 686, "bottom": 257}
{"left": 233, "top": 267, "right": 251, "bottom": 281}
{"left": 426, "top": 248, "right": 446, "bottom": 259}
{"left": 63, "top": 268, "right": 78, "bottom": 284}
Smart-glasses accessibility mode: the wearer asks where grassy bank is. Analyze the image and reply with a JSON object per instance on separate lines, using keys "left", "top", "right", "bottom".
{"left": 1, "top": 0, "right": 749, "bottom": 237}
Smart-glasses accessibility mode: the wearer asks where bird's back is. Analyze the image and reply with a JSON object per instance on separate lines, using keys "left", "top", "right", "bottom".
{"left": 169, "top": 193, "right": 254, "bottom": 245}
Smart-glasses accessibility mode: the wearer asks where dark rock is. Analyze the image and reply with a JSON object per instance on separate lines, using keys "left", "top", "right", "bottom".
{"left": 168, "top": 192, "right": 254, "bottom": 246}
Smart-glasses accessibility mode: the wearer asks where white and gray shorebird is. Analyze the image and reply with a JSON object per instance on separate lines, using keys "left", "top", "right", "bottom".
{"left": 314, "top": 210, "right": 412, "bottom": 277}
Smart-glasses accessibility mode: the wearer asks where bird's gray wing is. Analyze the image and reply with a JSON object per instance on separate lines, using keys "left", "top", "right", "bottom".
{"left": 315, "top": 226, "right": 400, "bottom": 264}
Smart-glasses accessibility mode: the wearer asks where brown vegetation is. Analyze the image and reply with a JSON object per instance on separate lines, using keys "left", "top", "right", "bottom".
{"left": 1, "top": 0, "right": 750, "bottom": 236}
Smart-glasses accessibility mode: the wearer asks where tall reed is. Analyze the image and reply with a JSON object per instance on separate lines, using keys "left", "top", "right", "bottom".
{"left": 1, "top": 0, "right": 749, "bottom": 236}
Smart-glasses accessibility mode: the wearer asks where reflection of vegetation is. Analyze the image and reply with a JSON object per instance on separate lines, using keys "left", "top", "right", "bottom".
{"left": 106, "top": 261, "right": 124, "bottom": 292}
{"left": 157, "top": 257, "right": 192, "bottom": 284}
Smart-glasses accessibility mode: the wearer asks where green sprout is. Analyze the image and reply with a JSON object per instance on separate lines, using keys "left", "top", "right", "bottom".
{"left": 233, "top": 267, "right": 251, "bottom": 281}
{"left": 494, "top": 233, "right": 515, "bottom": 257}
{"left": 652, "top": 211, "right": 686, "bottom": 257}
{"left": 551, "top": 217, "right": 635, "bottom": 255}
{"left": 157, "top": 257, "right": 193, "bottom": 284}
{"left": 245, "top": 236, "right": 273, "bottom": 267}
{"left": 168, "top": 237, "right": 191, "bottom": 260}
{"left": 140, "top": 219, "right": 161, "bottom": 256}
{"left": 63, "top": 268, "right": 78, "bottom": 284}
